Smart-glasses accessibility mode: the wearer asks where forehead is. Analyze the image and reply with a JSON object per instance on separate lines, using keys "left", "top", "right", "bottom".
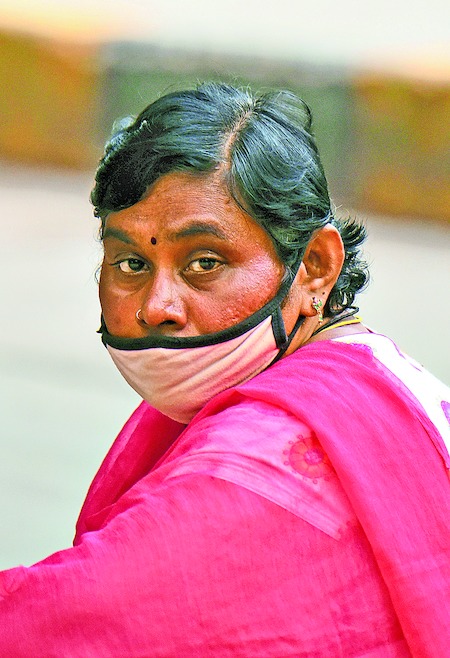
{"left": 103, "top": 171, "right": 276, "bottom": 251}
{"left": 140, "top": 172, "right": 232, "bottom": 215}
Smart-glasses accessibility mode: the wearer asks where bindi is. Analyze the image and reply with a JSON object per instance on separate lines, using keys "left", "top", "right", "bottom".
{"left": 150, "top": 236, "right": 157, "bottom": 245}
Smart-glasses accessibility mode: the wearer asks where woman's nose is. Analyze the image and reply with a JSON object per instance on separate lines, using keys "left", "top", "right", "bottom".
{"left": 138, "top": 273, "right": 188, "bottom": 330}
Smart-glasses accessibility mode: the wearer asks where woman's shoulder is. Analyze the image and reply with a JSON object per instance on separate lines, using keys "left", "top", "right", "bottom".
{"left": 333, "top": 331, "right": 450, "bottom": 448}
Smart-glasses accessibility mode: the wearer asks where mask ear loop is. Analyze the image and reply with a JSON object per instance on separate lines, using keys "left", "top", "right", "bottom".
{"left": 271, "top": 305, "right": 289, "bottom": 348}
{"left": 270, "top": 250, "right": 306, "bottom": 358}
{"left": 270, "top": 310, "right": 306, "bottom": 364}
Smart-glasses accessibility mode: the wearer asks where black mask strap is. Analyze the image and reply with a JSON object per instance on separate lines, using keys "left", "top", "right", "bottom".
{"left": 270, "top": 311, "right": 306, "bottom": 364}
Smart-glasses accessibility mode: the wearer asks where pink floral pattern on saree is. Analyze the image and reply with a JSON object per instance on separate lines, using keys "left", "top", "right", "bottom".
{"left": 284, "top": 433, "right": 335, "bottom": 482}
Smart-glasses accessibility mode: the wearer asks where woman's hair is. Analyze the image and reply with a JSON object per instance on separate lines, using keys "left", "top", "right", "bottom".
{"left": 91, "top": 82, "right": 368, "bottom": 315}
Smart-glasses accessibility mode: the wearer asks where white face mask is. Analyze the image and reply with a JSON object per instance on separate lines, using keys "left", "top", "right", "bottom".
{"left": 100, "top": 269, "right": 304, "bottom": 424}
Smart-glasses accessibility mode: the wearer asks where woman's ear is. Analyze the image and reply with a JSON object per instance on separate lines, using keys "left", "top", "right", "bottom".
{"left": 286, "top": 225, "right": 345, "bottom": 320}
{"left": 301, "top": 225, "right": 345, "bottom": 293}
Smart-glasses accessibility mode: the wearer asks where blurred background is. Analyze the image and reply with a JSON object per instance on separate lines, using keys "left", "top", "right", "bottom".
{"left": 0, "top": 0, "right": 449, "bottom": 568}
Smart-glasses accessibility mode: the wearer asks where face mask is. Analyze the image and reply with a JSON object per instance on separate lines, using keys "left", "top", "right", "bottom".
{"left": 100, "top": 264, "right": 304, "bottom": 424}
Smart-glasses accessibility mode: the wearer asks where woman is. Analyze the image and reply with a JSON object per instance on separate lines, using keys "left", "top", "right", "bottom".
{"left": 0, "top": 83, "right": 448, "bottom": 656}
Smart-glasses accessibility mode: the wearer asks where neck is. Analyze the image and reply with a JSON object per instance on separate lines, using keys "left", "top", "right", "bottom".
{"left": 306, "top": 311, "right": 367, "bottom": 344}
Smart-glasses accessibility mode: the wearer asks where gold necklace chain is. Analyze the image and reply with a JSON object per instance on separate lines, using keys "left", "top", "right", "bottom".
{"left": 317, "top": 315, "right": 363, "bottom": 334}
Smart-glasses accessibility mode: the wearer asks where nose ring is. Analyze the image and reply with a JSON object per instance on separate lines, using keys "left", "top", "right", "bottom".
{"left": 136, "top": 308, "right": 145, "bottom": 323}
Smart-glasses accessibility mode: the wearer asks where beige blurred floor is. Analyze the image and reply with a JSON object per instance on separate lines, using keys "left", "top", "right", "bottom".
{"left": 0, "top": 161, "right": 449, "bottom": 570}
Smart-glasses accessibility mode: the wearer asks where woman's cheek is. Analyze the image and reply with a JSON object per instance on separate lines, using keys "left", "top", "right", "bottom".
{"left": 99, "top": 269, "right": 135, "bottom": 336}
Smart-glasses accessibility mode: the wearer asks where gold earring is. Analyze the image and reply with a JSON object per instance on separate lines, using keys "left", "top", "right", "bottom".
{"left": 311, "top": 296, "right": 323, "bottom": 323}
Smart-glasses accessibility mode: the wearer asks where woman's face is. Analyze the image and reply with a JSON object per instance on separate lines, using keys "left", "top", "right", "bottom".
{"left": 99, "top": 172, "right": 289, "bottom": 339}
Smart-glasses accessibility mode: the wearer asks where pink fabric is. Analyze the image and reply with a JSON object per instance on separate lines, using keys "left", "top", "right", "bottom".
{"left": 0, "top": 341, "right": 448, "bottom": 656}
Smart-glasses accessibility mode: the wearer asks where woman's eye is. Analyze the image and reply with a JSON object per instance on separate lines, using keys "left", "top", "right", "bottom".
{"left": 188, "top": 257, "right": 222, "bottom": 273}
{"left": 117, "top": 258, "right": 147, "bottom": 274}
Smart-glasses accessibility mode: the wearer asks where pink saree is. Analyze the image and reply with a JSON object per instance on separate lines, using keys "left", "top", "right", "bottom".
{"left": 0, "top": 341, "right": 448, "bottom": 656}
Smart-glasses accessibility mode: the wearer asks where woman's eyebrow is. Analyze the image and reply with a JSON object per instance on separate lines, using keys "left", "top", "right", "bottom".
{"left": 102, "top": 227, "right": 136, "bottom": 244}
{"left": 168, "top": 221, "right": 227, "bottom": 242}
